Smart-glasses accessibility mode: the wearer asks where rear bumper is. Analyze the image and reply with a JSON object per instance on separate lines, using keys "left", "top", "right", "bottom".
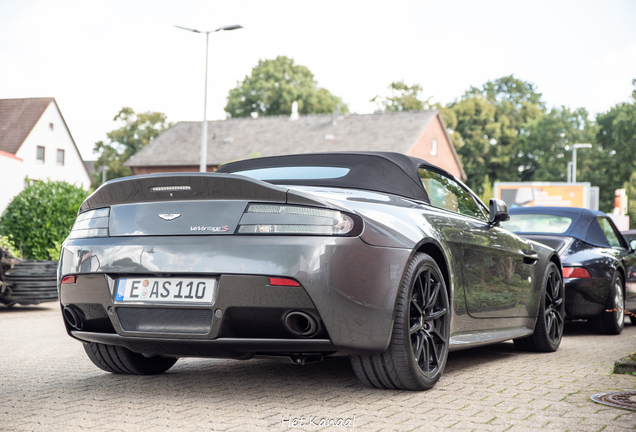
{"left": 58, "top": 236, "right": 410, "bottom": 354}
{"left": 564, "top": 277, "right": 611, "bottom": 318}
{"left": 71, "top": 331, "right": 336, "bottom": 358}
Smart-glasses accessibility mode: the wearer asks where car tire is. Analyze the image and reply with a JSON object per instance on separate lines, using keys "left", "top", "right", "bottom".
{"left": 590, "top": 272, "right": 625, "bottom": 335}
{"left": 350, "top": 252, "right": 450, "bottom": 391}
{"left": 83, "top": 342, "right": 177, "bottom": 375}
{"left": 514, "top": 262, "right": 564, "bottom": 352}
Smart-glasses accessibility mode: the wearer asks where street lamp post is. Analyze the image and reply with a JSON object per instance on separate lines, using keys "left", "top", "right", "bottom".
{"left": 102, "top": 166, "right": 109, "bottom": 184}
{"left": 570, "top": 143, "right": 592, "bottom": 183}
{"left": 175, "top": 24, "right": 243, "bottom": 172}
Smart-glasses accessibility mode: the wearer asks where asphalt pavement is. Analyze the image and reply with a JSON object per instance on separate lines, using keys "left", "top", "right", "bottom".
{"left": 1, "top": 303, "right": 635, "bottom": 431}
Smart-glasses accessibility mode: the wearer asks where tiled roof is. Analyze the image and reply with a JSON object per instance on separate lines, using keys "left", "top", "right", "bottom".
{"left": 125, "top": 110, "right": 439, "bottom": 168}
{"left": 0, "top": 98, "right": 54, "bottom": 154}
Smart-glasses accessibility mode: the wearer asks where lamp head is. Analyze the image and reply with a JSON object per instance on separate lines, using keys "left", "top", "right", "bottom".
{"left": 218, "top": 24, "right": 243, "bottom": 31}
{"left": 573, "top": 143, "right": 592, "bottom": 149}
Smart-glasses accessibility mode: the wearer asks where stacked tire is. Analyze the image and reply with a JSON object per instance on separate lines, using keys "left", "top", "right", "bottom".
{"left": 1, "top": 258, "right": 58, "bottom": 307}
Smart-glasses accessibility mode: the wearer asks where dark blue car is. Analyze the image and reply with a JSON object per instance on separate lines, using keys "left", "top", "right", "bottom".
{"left": 502, "top": 207, "right": 636, "bottom": 334}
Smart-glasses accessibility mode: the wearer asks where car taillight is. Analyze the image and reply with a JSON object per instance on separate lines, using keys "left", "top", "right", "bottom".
{"left": 236, "top": 204, "right": 361, "bottom": 236}
{"left": 61, "top": 275, "right": 77, "bottom": 284}
{"left": 68, "top": 208, "right": 110, "bottom": 239}
{"left": 269, "top": 277, "right": 301, "bottom": 287}
{"left": 562, "top": 267, "right": 591, "bottom": 278}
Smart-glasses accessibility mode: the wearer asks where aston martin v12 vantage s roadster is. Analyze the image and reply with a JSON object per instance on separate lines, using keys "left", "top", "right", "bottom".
{"left": 58, "top": 152, "right": 563, "bottom": 390}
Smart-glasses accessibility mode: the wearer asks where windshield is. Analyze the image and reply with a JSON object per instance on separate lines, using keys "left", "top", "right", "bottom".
{"left": 501, "top": 214, "right": 573, "bottom": 234}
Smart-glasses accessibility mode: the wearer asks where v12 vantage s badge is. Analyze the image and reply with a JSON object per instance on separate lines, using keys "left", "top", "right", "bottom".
{"left": 156, "top": 214, "right": 229, "bottom": 231}
{"left": 190, "top": 225, "right": 230, "bottom": 232}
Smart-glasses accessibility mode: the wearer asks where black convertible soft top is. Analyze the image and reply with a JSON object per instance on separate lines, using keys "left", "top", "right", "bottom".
{"left": 508, "top": 206, "right": 625, "bottom": 248}
{"left": 216, "top": 152, "right": 452, "bottom": 202}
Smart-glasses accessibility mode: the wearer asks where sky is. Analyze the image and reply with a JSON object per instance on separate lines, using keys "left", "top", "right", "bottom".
{"left": 1, "top": 0, "right": 635, "bottom": 160}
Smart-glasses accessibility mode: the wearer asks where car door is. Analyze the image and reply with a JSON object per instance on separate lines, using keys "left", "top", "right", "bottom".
{"left": 625, "top": 251, "right": 636, "bottom": 313}
{"left": 419, "top": 167, "right": 527, "bottom": 318}
{"left": 598, "top": 217, "right": 636, "bottom": 312}
{"left": 624, "top": 236, "right": 636, "bottom": 312}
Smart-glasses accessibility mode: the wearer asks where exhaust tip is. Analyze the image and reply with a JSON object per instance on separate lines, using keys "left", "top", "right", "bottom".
{"left": 63, "top": 306, "right": 84, "bottom": 330}
{"left": 284, "top": 311, "right": 318, "bottom": 338}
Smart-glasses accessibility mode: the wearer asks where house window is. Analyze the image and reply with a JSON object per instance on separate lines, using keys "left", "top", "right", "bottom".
{"left": 49, "top": 123, "right": 54, "bottom": 131}
{"left": 430, "top": 139, "right": 438, "bottom": 156}
{"left": 57, "top": 149, "right": 65, "bottom": 166}
{"left": 37, "top": 146, "right": 45, "bottom": 162}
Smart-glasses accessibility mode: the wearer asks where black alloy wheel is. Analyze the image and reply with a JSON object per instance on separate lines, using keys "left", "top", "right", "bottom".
{"left": 350, "top": 253, "right": 450, "bottom": 390}
{"left": 591, "top": 272, "right": 625, "bottom": 335}
{"left": 514, "top": 262, "right": 564, "bottom": 352}
{"left": 544, "top": 268, "right": 565, "bottom": 345}
{"left": 409, "top": 264, "right": 448, "bottom": 378}
{"left": 612, "top": 277, "right": 625, "bottom": 330}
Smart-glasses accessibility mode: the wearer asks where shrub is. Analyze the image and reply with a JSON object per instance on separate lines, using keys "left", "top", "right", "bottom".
{"left": 0, "top": 234, "right": 21, "bottom": 258}
{"left": 0, "top": 181, "right": 90, "bottom": 260}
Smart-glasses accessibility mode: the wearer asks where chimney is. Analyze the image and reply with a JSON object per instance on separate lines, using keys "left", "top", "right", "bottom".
{"left": 289, "top": 101, "right": 299, "bottom": 121}
{"left": 332, "top": 104, "right": 340, "bottom": 126}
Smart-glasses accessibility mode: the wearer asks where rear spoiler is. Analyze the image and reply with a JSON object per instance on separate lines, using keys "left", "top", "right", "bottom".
{"left": 79, "top": 173, "right": 329, "bottom": 213}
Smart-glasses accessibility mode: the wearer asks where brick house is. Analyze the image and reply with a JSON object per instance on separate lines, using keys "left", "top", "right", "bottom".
{"left": 125, "top": 110, "right": 466, "bottom": 180}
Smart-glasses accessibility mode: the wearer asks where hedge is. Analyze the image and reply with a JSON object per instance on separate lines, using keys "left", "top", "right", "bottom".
{"left": 0, "top": 181, "right": 90, "bottom": 260}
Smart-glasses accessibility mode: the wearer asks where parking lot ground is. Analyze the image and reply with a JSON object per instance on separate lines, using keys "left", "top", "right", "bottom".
{"left": 1, "top": 303, "right": 635, "bottom": 431}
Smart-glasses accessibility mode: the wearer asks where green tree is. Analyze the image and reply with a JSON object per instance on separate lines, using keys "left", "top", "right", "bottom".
{"left": 589, "top": 84, "right": 636, "bottom": 211}
{"left": 624, "top": 171, "right": 636, "bottom": 219}
{"left": 92, "top": 108, "right": 170, "bottom": 188}
{"left": 441, "top": 76, "right": 635, "bottom": 212}
{"left": 225, "top": 56, "right": 348, "bottom": 117}
{"left": 0, "top": 181, "right": 90, "bottom": 260}
{"left": 519, "top": 107, "right": 596, "bottom": 182}
{"left": 441, "top": 97, "right": 502, "bottom": 192}
{"left": 442, "top": 75, "right": 546, "bottom": 193}
{"left": 372, "top": 81, "right": 431, "bottom": 112}
{"left": 465, "top": 75, "right": 545, "bottom": 114}
{"left": 480, "top": 174, "right": 494, "bottom": 204}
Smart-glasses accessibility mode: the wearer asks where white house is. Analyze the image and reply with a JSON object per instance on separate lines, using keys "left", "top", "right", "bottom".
{"left": 0, "top": 98, "right": 91, "bottom": 214}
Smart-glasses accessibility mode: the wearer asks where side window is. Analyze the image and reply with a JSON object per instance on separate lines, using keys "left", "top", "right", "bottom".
{"left": 419, "top": 168, "right": 485, "bottom": 220}
{"left": 597, "top": 217, "right": 622, "bottom": 248}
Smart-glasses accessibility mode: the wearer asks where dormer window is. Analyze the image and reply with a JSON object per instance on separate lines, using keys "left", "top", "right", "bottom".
{"left": 37, "top": 146, "right": 45, "bottom": 163}
{"left": 431, "top": 139, "right": 438, "bottom": 156}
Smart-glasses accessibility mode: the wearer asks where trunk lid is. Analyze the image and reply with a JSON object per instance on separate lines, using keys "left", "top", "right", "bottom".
{"left": 518, "top": 234, "right": 574, "bottom": 254}
{"left": 81, "top": 173, "right": 329, "bottom": 237}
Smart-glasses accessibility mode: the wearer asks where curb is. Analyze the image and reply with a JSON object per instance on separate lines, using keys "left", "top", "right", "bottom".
{"left": 614, "top": 353, "right": 636, "bottom": 375}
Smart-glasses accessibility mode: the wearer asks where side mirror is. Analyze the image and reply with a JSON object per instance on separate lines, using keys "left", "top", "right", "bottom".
{"left": 630, "top": 239, "right": 636, "bottom": 252}
{"left": 489, "top": 198, "right": 510, "bottom": 226}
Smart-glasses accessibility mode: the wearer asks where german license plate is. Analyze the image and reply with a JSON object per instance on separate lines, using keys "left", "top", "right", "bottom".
{"left": 114, "top": 278, "right": 217, "bottom": 304}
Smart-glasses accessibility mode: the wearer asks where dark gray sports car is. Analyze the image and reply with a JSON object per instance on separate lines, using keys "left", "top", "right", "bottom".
{"left": 58, "top": 152, "right": 563, "bottom": 390}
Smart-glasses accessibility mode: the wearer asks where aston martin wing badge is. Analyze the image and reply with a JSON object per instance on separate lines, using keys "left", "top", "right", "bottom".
{"left": 158, "top": 213, "right": 181, "bottom": 221}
